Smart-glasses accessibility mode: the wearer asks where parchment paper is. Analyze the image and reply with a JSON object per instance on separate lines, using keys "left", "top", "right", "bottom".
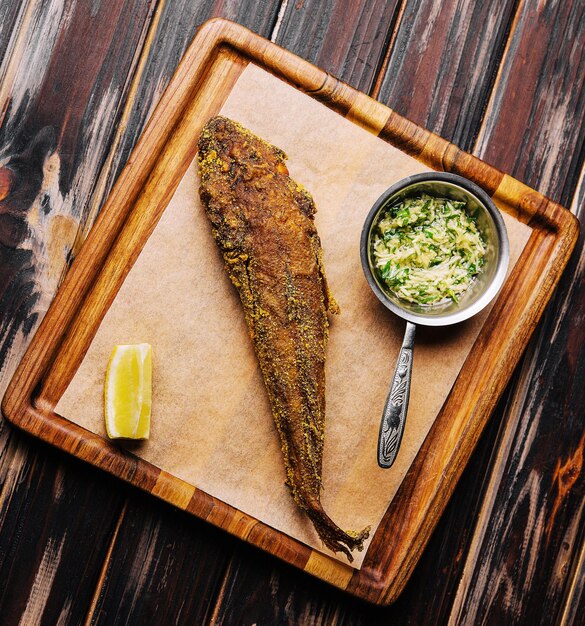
{"left": 56, "top": 64, "right": 531, "bottom": 567}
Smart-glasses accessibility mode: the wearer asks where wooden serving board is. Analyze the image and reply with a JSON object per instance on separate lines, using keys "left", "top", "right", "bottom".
{"left": 2, "top": 19, "right": 578, "bottom": 605}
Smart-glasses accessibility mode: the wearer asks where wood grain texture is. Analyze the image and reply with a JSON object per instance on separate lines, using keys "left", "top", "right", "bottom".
{"left": 0, "top": 438, "right": 124, "bottom": 626}
{"left": 273, "top": 0, "right": 401, "bottom": 93}
{"left": 384, "top": 387, "right": 516, "bottom": 624}
{"left": 350, "top": 0, "right": 584, "bottom": 619}
{"left": 430, "top": 3, "right": 585, "bottom": 620}
{"left": 0, "top": 1, "right": 25, "bottom": 83}
{"left": 476, "top": 0, "right": 585, "bottom": 206}
{"left": 89, "top": 493, "right": 231, "bottom": 625}
{"left": 375, "top": 0, "right": 518, "bottom": 151}
{"left": 3, "top": 19, "right": 578, "bottom": 607}
{"left": 362, "top": 0, "right": 585, "bottom": 619}
{"left": 448, "top": 169, "right": 585, "bottom": 625}
{"left": 560, "top": 457, "right": 585, "bottom": 626}
{"left": 91, "top": 0, "right": 281, "bottom": 236}
{"left": 209, "top": 542, "right": 383, "bottom": 625}
{"left": 0, "top": 0, "right": 155, "bottom": 389}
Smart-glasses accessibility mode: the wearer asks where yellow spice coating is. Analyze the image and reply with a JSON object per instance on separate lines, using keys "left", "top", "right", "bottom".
{"left": 198, "top": 116, "right": 369, "bottom": 560}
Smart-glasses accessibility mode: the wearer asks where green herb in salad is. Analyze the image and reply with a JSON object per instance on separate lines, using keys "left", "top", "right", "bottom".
{"left": 372, "top": 193, "right": 487, "bottom": 305}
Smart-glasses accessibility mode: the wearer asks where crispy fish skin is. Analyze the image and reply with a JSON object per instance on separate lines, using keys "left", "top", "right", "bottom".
{"left": 198, "top": 116, "right": 369, "bottom": 560}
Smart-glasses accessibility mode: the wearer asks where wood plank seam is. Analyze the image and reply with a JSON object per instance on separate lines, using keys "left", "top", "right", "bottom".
{"left": 373, "top": 0, "right": 523, "bottom": 153}
{"left": 464, "top": 0, "right": 523, "bottom": 151}
{"left": 273, "top": 0, "right": 405, "bottom": 96}
{"left": 269, "top": 0, "right": 290, "bottom": 42}
{"left": 207, "top": 557, "right": 239, "bottom": 626}
{"left": 559, "top": 519, "right": 585, "bottom": 626}
{"left": 367, "top": 0, "right": 407, "bottom": 100}
{"left": 446, "top": 331, "right": 546, "bottom": 624}
{"left": 0, "top": 0, "right": 34, "bottom": 128}
{"left": 76, "top": 0, "right": 161, "bottom": 246}
{"left": 474, "top": 0, "right": 585, "bottom": 205}
{"left": 83, "top": 502, "right": 128, "bottom": 626}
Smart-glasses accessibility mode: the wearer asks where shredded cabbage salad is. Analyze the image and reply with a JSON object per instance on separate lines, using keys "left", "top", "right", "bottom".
{"left": 372, "top": 193, "right": 487, "bottom": 305}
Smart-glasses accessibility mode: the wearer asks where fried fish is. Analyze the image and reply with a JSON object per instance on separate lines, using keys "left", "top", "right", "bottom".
{"left": 198, "top": 116, "right": 369, "bottom": 560}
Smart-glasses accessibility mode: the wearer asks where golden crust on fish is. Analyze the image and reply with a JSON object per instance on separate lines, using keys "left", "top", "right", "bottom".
{"left": 198, "top": 116, "right": 369, "bottom": 560}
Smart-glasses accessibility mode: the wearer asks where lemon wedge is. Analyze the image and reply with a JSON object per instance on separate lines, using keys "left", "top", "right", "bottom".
{"left": 104, "top": 343, "right": 152, "bottom": 439}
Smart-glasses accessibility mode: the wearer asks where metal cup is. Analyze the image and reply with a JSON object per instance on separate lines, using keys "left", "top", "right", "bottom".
{"left": 360, "top": 172, "right": 510, "bottom": 468}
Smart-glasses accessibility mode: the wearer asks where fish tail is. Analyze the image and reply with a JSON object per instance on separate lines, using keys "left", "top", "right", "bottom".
{"left": 306, "top": 503, "right": 370, "bottom": 562}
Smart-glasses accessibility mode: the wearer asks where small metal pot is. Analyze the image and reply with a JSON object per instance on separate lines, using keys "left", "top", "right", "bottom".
{"left": 360, "top": 172, "right": 509, "bottom": 468}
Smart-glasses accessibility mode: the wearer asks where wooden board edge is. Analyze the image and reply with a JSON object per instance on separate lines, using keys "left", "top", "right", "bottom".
{"left": 2, "top": 396, "right": 377, "bottom": 594}
{"left": 1, "top": 18, "right": 581, "bottom": 606}
{"left": 354, "top": 212, "right": 580, "bottom": 604}
{"left": 210, "top": 18, "right": 577, "bottom": 232}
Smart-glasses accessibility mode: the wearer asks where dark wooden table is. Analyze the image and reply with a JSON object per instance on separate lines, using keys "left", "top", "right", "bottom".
{"left": 1, "top": 2, "right": 584, "bottom": 624}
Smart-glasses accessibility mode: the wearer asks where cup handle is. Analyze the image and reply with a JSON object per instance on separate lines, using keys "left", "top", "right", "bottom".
{"left": 377, "top": 321, "right": 416, "bottom": 468}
